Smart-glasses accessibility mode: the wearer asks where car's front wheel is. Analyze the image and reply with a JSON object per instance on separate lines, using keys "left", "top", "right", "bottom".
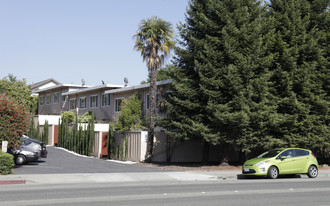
{"left": 15, "top": 155, "right": 26, "bottom": 165}
{"left": 307, "top": 165, "right": 318, "bottom": 178}
{"left": 268, "top": 166, "right": 279, "bottom": 179}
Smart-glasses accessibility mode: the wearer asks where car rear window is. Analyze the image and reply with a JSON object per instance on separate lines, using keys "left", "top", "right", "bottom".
{"left": 295, "top": 149, "right": 309, "bottom": 157}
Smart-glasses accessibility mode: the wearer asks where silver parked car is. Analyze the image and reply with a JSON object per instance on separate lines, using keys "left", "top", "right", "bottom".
{"left": 20, "top": 136, "right": 47, "bottom": 158}
{"left": 7, "top": 147, "right": 39, "bottom": 165}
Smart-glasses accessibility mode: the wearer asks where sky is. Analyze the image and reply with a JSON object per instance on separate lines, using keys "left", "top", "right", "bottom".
{"left": 0, "top": 0, "right": 188, "bottom": 86}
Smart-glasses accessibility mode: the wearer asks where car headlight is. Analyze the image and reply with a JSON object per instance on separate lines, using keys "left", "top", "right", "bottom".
{"left": 256, "top": 160, "right": 270, "bottom": 166}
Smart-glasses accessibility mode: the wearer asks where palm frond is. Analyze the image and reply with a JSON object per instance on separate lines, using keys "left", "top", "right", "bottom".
{"left": 133, "top": 16, "right": 175, "bottom": 69}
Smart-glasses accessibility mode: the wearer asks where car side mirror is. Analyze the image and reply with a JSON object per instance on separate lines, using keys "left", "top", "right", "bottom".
{"left": 280, "top": 156, "right": 287, "bottom": 160}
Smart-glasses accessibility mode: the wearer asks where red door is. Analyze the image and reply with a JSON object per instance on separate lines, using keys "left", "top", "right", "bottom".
{"left": 101, "top": 132, "right": 108, "bottom": 157}
{"left": 54, "top": 125, "right": 58, "bottom": 146}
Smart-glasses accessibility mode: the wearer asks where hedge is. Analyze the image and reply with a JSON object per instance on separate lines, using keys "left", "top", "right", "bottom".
{"left": 0, "top": 150, "right": 14, "bottom": 175}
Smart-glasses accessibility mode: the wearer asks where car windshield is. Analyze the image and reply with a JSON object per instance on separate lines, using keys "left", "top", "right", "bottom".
{"left": 257, "top": 149, "right": 283, "bottom": 158}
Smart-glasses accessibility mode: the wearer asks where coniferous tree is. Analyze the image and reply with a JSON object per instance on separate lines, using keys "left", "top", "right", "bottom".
{"left": 268, "top": 0, "right": 329, "bottom": 156}
{"left": 120, "top": 137, "right": 124, "bottom": 161}
{"left": 165, "top": 1, "right": 211, "bottom": 143}
{"left": 107, "top": 122, "right": 115, "bottom": 159}
{"left": 88, "top": 113, "right": 95, "bottom": 156}
{"left": 125, "top": 136, "right": 129, "bottom": 160}
{"left": 43, "top": 120, "right": 49, "bottom": 144}
{"left": 27, "top": 118, "right": 34, "bottom": 138}
{"left": 64, "top": 117, "right": 69, "bottom": 149}
{"left": 58, "top": 118, "right": 61, "bottom": 147}
{"left": 164, "top": 0, "right": 329, "bottom": 162}
{"left": 77, "top": 125, "right": 81, "bottom": 154}
{"left": 165, "top": 0, "right": 274, "bottom": 163}
{"left": 73, "top": 111, "right": 79, "bottom": 153}
{"left": 36, "top": 122, "right": 41, "bottom": 140}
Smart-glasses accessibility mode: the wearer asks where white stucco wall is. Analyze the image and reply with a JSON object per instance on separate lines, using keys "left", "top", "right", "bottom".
{"left": 37, "top": 115, "right": 61, "bottom": 125}
{"left": 140, "top": 131, "right": 148, "bottom": 161}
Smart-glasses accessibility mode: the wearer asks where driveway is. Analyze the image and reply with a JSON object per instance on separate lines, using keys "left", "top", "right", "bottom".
{"left": 13, "top": 146, "right": 161, "bottom": 174}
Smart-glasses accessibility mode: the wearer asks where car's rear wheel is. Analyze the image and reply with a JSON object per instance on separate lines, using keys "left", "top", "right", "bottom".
{"left": 268, "top": 166, "right": 279, "bottom": 179}
{"left": 15, "top": 155, "right": 26, "bottom": 165}
{"left": 307, "top": 165, "right": 318, "bottom": 178}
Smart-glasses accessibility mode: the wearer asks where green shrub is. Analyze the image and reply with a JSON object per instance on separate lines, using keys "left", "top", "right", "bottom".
{"left": 0, "top": 150, "right": 14, "bottom": 175}
{"left": 61, "top": 111, "right": 75, "bottom": 123}
{"left": 78, "top": 112, "right": 93, "bottom": 123}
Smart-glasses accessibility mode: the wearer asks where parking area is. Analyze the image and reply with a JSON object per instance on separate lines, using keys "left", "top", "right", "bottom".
{"left": 13, "top": 146, "right": 161, "bottom": 175}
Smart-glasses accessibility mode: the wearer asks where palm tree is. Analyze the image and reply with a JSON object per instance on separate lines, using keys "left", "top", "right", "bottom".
{"left": 133, "top": 16, "right": 175, "bottom": 162}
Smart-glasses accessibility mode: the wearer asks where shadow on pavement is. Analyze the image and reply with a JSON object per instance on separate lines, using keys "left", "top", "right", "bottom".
{"left": 237, "top": 174, "right": 302, "bottom": 180}
{"left": 13, "top": 160, "right": 46, "bottom": 168}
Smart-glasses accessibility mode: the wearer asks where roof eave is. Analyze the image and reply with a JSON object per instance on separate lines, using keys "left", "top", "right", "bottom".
{"left": 105, "top": 79, "right": 172, "bottom": 94}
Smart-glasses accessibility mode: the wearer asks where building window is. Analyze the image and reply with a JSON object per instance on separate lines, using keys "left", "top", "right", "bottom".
{"left": 61, "top": 94, "right": 67, "bottom": 102}
{"left": 156, "top": 93, "right": 160, "bottom": 109}
{"left": 115, "top": 98, "right": 123, "bottom": 112}
{"left": 39, "top": 96, "right": 44, "bottom": 106}
{"left": 70, "top": 99, "right": 76, "bottom": 110}
{"left": 53, "top": 92, "right": 59, "bottom": 103}
{"left": 90, "top": 95, "right": 98, "bottom": 108}
{"left": 79, "top": 97, "right": 86, "bottom": 109}
{"left": 146, "top": 94, "right": 150, "bottom": 110}
{"left": 102, "top": 94, "right": 110, "bottom": 107}
{"left": 146, "top": 93, "right": 160, "bottom": 110}
{"left": 46, "top": 94, "right": 52, "bottom": 104}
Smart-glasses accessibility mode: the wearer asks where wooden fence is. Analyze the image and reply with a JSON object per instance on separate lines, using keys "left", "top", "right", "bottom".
{"left": 101, "top": 131, "right": 239, "bottom": 163}
{"left": 41, "top": 123, "right": 240, "bottom": 163}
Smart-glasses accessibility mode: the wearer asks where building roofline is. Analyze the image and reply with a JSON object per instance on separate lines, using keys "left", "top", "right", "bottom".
{"left": 105, "top": 79, "right": 172, "bottom": 94}
{"left": 62, "top": 84, "right": 124, "bottom": 95}
{"left": 34, "top": 84, "right": 93, "bottom": 93}
{"left": 30, "top": 78, "right": 61, "bottom": 89}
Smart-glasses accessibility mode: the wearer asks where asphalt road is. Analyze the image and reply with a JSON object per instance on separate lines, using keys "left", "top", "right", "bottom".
{"left": 1, "top": 179, "right": 330, "bottom": 206}
{"left": 5, "top": 146, "right": 330, "bottom": 205}
{"left": 13, "top": 146, "right": 161, "bottom": 174}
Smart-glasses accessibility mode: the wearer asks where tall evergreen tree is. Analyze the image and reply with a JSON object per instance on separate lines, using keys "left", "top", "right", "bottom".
{"left": 165, "top": 0, "right": 275, "bottom": 163}
{"left": 268, "top": 0, "right": 329, "bottom": 156}
{"left": 164, "top": 0, "right": 328, "bottom": 163}
{"left": 107, "top": 122, "right": 115, "bottom": 159}
{"left": 43, "top": 120, "right": 49, "bottom": 144}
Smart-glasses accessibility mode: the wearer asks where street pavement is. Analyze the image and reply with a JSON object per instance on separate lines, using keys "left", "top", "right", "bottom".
{"left": 1, "top": 168, "right": 329, "bottom": 185}
{"left": 2, "top": 179, "right": 330, "bottom": 206}
{"left": 13, "top": 146, "right": 160, "bottom": 174}
{"left": 1, "top": 146, "right": 329, "bottom": 185}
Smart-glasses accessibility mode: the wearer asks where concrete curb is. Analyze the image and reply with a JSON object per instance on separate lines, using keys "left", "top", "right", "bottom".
{"left": 0, "top": 180, "right": 26, "bottom": 185}
{"left": 1, "top": 169, "right": 329, "bottom": 185}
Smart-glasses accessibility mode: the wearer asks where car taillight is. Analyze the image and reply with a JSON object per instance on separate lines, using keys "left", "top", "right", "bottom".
{"left": 312, "top": 153, "right": 317, "bottom": 158}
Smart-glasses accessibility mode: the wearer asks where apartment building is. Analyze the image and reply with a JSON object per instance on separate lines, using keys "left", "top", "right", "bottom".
{"left": 62, "top": 84, "right": 123, "bottom": 121}
{"left": 35, "top": 80, "right": 171, "bottom": 122}
{"left": 105, "top": 79, "right": 171, "bottom": 120}
{"left": 36, "top": 83, "right": 92, "bottom": 115}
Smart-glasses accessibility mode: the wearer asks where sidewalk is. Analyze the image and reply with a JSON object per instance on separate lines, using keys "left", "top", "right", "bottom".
{"left": 0, "top": 171, "right": 222, "bottom": 185}
{"left": 1, "top": 168, "right": 329, "bottom": 185}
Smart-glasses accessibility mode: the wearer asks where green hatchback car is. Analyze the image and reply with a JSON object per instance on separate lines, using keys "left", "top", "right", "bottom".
{"left": 242, "top": 148, "right": 319, "bottom": 179}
